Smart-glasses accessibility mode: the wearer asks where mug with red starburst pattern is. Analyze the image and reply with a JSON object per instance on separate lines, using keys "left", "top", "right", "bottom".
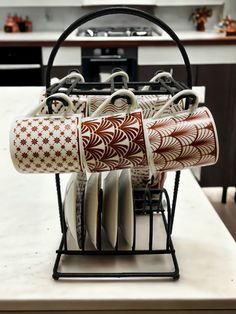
{"left": 10, "top": 93, "right": 84, "bottom": 173}
{"left": 81, "top": 89, "right": 150, "bottom": 173}
{"left": 88, "top": 72, "right": 184, "bottom": 119}
{"left": 145, "top": 90, "right": 219, "bottom": 173}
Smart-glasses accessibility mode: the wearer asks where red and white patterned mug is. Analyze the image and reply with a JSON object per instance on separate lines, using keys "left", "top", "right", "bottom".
{"left": 81, "top": 89, "right": 149, "bottom": 173}
{"left": 88, "top": 94, "right": 176, "bottom": 119}
{"left": 130, "top": 167, "right": 167, "bottom": 189}
{"left": 90, "top": 88, "right": 137, "bottom": 117}
{"left": 10, "top": 93, "right": 84, "bottom": 173}
{"left": 145, "top": 90, "right": 219, "bottom": 172}
{"left": 130, "top": 74, "right": 182, "bottom": 189}
{"left": 88, "top": 72, "right": 183, "bottom": 119}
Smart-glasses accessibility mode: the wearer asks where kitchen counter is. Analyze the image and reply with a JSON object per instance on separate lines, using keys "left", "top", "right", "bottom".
{"left": 1, "top": 30, "right": 236, "bottom": 46}
{"left": 0, "top": 86, "right": 236, "bottom": 313}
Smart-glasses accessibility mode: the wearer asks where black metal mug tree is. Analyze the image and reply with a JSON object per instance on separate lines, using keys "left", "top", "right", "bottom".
{"left": 45, "top": 6, "right": 193, "bottom": 280}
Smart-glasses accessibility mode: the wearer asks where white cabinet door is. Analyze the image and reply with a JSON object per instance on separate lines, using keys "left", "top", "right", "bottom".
{"left": 138, "top": 45, "right": 236, "bottom": 65}
{"left": 42, "top": 47, "right": 81, "bottom": 66}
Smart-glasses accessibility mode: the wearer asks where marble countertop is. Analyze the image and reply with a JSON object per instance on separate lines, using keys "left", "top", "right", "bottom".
{"left": 0, "top": 30, "right": 235, "bottom": 46}
{"left": 0, "top": 30, "right": 226, "bottom": 40}
{"left": 0, "top": 87, "right": 236, "bottom": 312}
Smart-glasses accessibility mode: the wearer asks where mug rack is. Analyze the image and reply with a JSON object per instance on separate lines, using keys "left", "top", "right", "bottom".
{"left": 45, "top": 7, "right": 193, "bottom": 280}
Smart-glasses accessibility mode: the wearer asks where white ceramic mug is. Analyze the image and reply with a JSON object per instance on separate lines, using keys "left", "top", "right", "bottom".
{"left": 10, "top": 93, "right": 84, "bottom": 173}
{"left": 145, "top": 89, "right": 219, "bottom": 173}
{"left": 81, "top": 89, "right": 149, "bottom": 173}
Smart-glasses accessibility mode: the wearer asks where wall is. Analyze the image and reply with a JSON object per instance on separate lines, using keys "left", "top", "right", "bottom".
{"left": 0, "top": 6, "right": 157, "bottom": 32}
{"left": 154, "top": 6, "right": 222, "bottom": 31}
{"left": 0, "top": 1, "right": 235, "bottom": 32}
{"left": 223, "top": 0, "right": 236, "bottom": 17}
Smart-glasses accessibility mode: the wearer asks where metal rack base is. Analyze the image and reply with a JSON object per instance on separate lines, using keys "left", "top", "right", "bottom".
{"left": 52, "top": 211, "right": 180, "bottom": 281}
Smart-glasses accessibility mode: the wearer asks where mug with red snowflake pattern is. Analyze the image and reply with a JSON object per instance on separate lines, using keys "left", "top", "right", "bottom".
{"left": 10, "top": 93, "right": 84, "bottom": 173}
{"left": 39, "top": 72, "right": 88, "bottom": 117}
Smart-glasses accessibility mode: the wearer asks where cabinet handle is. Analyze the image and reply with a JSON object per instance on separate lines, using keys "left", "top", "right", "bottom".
{"left": 0, "top": 64, "right": 41, "bottom": 70}
{"left": 90, "top": 58, "right": 127, "bottom": 63}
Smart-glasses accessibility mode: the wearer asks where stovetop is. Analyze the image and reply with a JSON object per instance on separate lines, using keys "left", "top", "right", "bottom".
{"left": 77, "top": 27, "right": 161, "bottom": 37}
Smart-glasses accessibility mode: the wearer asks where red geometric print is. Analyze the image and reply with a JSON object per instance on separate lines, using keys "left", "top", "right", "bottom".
{"left": 87, "top": 95, "right": 183, "bottom": 119}
{"left": 39, "top": 91, "right": 88, "bottom": 117}
{"left": 145, "top": 107, "right": 218, "bottom": 172}
{"left": 81, "top": 110, "right": 148, "bottom": 172}
{"left": 88, "top": 96, "right": 129, "bottom": 116}
{"left": 11, "top": 116, "right": 82, "bottom": 173}
{"left": 130, "top": 168, "right": 167, "bottom": 189}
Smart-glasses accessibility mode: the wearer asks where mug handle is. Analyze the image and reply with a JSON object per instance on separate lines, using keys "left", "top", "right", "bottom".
{"left": 152, "top": 89, "right": 199, "bottom": 120}
{"left": 49, "top": 71, "right": 85, "bottom": 94}
{"left": 91, "top": 89, "right": 137, "bottom": 117}
{"left": 104, "top": 70, "right": 129, "bottom": 91}
{"left": 142, "top": 71, "right": 172, "bottom": 91}
{"left": 55, "top": 71, "right": 85, "bottom": 84}
{"left": 27, "top": 93, "right": 74, "bottom": 117}
{"left": 104, "top": 70, "right": 129, "bottom": 84}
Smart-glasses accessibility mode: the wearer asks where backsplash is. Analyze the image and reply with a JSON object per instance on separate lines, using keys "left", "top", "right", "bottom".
{"left": 0, "top": 3, "right": 231, "bottom": 32}
{"left": 155, "top": 6, "right": 222, "bottom": 31}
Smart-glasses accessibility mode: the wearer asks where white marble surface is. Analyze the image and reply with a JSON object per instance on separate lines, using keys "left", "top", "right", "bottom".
{"left": 0, "top": 30, "right": 227, "bottom": 42}
{"left": 0, "top": 87, "right": 236, "bottom": 312}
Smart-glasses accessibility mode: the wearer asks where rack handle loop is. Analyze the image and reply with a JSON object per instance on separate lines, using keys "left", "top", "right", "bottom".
{"left": 45, "top": 6, "right": 192, "bottom": 89}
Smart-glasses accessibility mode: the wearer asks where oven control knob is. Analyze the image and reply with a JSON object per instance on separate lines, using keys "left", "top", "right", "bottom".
{"left": 93, "top": 48, "right": 102, "bottom": 56}
{"left": 117, "top": 48, "right": 124, "bottom": 56}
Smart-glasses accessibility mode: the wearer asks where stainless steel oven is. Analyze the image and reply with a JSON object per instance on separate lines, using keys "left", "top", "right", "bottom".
{"left": 81, "top": 47, "right": 137, "bottom": 82}
{"left": 78, "top": 26, "right": 160, "bottom": 82}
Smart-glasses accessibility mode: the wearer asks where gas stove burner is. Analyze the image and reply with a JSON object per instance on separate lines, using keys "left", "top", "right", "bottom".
{"left": 77, "top": 27, "right": 160, "bottom": 37}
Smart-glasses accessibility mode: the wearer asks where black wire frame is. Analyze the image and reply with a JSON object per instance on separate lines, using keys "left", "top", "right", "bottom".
{"left": 52, "top": 188, "right": 180, "bottom": 280}
{"left": 45, "top": 7, "right": 192, "bottom": 88}
{"left": 45, "top": 6, "right": 193, "bottom": 280}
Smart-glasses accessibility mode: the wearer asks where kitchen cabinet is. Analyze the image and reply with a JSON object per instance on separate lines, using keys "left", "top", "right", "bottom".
{"left": 138, "top": 64, "right": 197, "bottom": 85}
{"left": 196, "top": 64, "right": 236, "bottom": 187}
{"left": 42, "top": 47, "right": 82, "bottom": 67}
{"left": 0, "top": 46, "right": 43, "bottom": 86}
{"left": 42, "top": 46, "right": 82, "bottom": 83}
{"left": 230, "top": 65, "right": 236, "bottom": 188}
{"left": 0, "top": 45, "right": 81, "bottom": 86}
{"left": 42, "top": 65, "right": 82, "bottom": 84}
